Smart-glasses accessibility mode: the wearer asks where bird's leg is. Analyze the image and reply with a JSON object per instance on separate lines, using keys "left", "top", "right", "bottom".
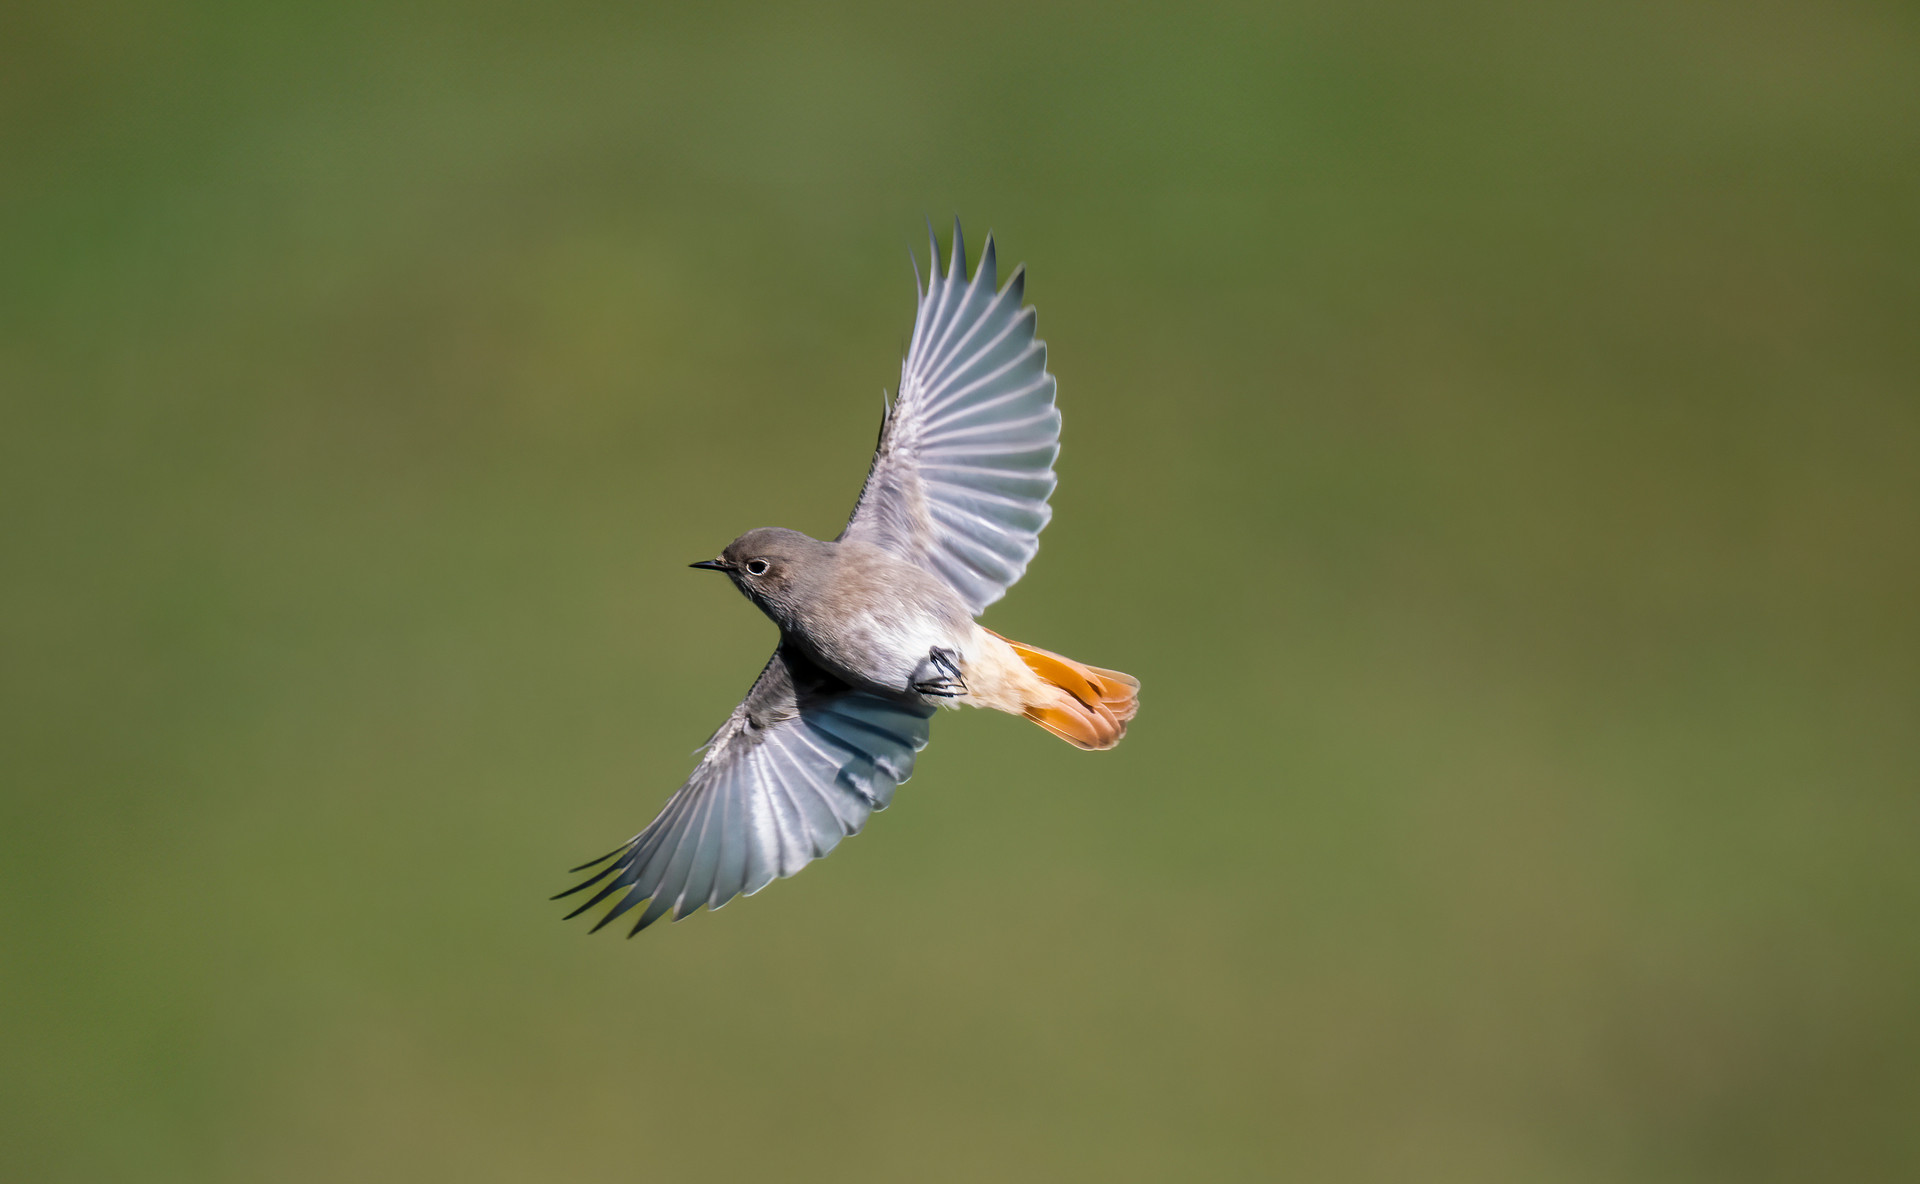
{"left": 911, "top": 647, "right": 967, "bottom": 697}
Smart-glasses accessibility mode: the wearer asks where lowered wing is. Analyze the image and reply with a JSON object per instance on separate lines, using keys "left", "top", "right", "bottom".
{"left": 557, "top": 647, "right": 934, "bottom": 934}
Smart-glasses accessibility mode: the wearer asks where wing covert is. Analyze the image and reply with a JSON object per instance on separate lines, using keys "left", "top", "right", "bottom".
{"left": 557, "top": 647, "right": 934, "bottom": 935}
{"left": 841, "top": 219, "right": 1061, "bottom": 614}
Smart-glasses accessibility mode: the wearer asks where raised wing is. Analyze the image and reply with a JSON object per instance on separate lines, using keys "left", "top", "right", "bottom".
{"left": 841, "top": 220, "right": 1060, "bottom": 615}
{"left": 557, "top": 648, "right": 934, "bottom": 935}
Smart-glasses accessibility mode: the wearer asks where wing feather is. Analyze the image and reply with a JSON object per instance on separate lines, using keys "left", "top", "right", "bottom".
{"left": 703, "top": 754, "right": 748, "bottom": 910}
{"left": 841, "top": 218, "right": 1060, "bottom": 614}
{"left": 673, "top": 773, "right": 727, "bottom": 918}
{"left": 558, "top": 647, "right": 934, "bottom": 934}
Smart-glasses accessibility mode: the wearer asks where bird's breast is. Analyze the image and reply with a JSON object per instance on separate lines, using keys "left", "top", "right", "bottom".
{"left": 804, "top": 601, "right": 964, "bottom": 691}
{"left": 774, "top": 545, "right": 976, "bottom": 695}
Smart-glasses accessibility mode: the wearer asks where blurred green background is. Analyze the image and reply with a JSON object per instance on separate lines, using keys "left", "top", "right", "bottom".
{"left": 6, "top": 2, "right": 1918, "bottom": 1180}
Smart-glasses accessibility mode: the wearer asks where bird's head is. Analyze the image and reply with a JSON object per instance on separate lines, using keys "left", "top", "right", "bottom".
{"left": 691, "top": 527, "right": 827, "bottom": 613}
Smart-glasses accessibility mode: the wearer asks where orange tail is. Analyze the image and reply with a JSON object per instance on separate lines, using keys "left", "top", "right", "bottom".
{"left": 988, "top": 631, "right": 1140, "bottom": 751}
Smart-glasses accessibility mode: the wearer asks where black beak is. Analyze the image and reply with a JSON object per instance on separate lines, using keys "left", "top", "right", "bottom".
{"left": 689, "top": 559, "right": 730, "bottom": 571}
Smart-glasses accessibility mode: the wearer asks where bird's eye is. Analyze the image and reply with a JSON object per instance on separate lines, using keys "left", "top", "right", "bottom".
{"left": 745, "top": 559, "right": 771, "bottom": 576}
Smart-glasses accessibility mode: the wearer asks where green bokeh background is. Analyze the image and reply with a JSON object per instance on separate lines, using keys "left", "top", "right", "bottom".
{"left": 6, "top": 3, "right": 1917, "bottom": 1180}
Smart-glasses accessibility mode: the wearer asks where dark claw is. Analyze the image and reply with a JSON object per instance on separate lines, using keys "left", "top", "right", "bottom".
{"left": 911, "top": 647, "right": 967, "bottom": 697}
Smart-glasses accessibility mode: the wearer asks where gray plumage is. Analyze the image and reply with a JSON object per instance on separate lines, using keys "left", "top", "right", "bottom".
{"left": 712, "top": 527, "right": 988, "bottom": 695}
{"left": 559, "top": 220, "right": 1065, "bottom": 934}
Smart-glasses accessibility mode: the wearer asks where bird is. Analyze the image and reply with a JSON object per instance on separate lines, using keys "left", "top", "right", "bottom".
{"left": 556, "top": 220, "right": 1139, "bottom": 935}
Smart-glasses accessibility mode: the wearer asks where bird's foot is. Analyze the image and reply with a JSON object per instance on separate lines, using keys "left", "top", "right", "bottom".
{"left": 911, "top": 647, "right": 967, "bottom": 697}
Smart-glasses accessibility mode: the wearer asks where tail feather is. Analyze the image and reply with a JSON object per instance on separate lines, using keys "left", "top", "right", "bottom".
{"left": 987, "top": 631, "right": 1139, "bottom": 750}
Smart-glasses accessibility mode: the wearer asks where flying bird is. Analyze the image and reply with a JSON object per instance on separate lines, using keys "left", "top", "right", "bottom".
{"left": 558, "top": 221, "right": 1138, "bottom": 935}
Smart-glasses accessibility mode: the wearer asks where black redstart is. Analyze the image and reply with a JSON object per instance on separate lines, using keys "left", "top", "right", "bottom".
{"left": 558, "top": 220, "right": 1138, "bottom": 934}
